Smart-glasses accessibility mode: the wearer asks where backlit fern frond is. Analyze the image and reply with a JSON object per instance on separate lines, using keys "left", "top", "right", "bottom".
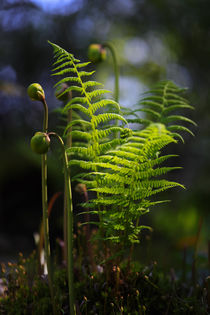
{"left": 86, "top": 123, "right": 184, "bottom": 245}
{"left": 49, "top": 42, "right": 195, "bottom": 250}
{"left": 127, "top": 81, "right": 196, "bottom": 142}
{"left": 48, "top": 41, "right": 127, "bottom": 165}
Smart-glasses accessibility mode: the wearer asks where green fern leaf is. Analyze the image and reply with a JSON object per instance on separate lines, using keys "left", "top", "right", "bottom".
{"left": 64, "top": 120, "right": 92, "bottom": 135}
{"left": 162, "top": 115, "right": 197, "bottom": 126}
{"left": 83, "top": 81, "right": 103, "bottom": 89}
{"left": 78, "top": 70, "right": 95, "bottom": 78}
{"left": 87, "top": 89, "right": 111, "bottom": 100}
{"left": 92, "top": 113, "right": 127, "bottom": 127}
{"left": 127, "top": 81, "right": 195, "bottom": 141}
{"left": 167, "top": 125, "right": 194, "bottom": 136}
{"left": 90, "top": 99, "right": 120, "bottom": 113}
{"left": 162, "top": 104, "right": 194, "bottom": 114}
{"left": 49, "top": 42, "right": 192, "bottom": 250}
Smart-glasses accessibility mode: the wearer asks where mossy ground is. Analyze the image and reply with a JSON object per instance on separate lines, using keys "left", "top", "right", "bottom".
{"left": 0, "top": 248, "right": 208, "bottom": 315}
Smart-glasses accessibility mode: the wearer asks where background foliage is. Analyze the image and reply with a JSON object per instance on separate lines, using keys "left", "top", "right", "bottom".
{"left": 0, "top": 0, "right": 209, "bottom": 270}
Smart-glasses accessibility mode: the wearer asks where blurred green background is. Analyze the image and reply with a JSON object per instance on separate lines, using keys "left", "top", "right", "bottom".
{"left": 0, "top": 0, "right": 209, "bottom": 272}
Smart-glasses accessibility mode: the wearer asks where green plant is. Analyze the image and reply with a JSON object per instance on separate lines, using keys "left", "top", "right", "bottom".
{"left": 27, "top": 84, "right": 56, "bottom": 314}
{"left": 1, "top": 253, "right": 208, "bottom": 314}
{"left": 48, "top": 40, "right": 127, "bottom": 205}
{"left": 27, "top": 83, "right": 45, "bottom": 101}
{"left": 102, "top": 42, "right": 119, "bottom": 103}
{"left": 84, "top": 81, "right": 196, "bottom": 256}
{"left": 48, "top": 42, "right": 129, "bottom": 263}
{"left": 30, "top": 128, "right": 76, "bottom": 314}
{"left": 125, "top": 80, "right": 196, "bottom": 142}
{"left": 0, "top": 252, "right": 66, "bottom": 315}
{"left": 87, "top": 123, "right": 183, "bottom": 246}
{"left": 88, "top": 42, "right": 119, "bottom": 103}
{"left": 31, "top": 132, "right": 50, "bottom": 154}
{"left": 47, "top": 42, "right": 195, "bottom": 264}
{"left": 47, "top": 131, "right": 76, "bottom": 315}
{"left": 7, "top": 41, "right": 196, "bottom": 315}
{"left": 88, "top": 43, "right": 106, "bottom": 63}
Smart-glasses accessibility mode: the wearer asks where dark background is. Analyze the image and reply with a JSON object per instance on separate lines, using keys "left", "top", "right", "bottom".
{"left": 0, "top": 0, "right": 209, "bottom": 270}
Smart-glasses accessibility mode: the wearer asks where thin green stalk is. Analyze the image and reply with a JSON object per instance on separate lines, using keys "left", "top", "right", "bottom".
{"left": 41, "top": 155, "right": 53, "bottom": 273}
{"left": 103, "top": 42, "right": 120, "bottom": 139}
{"left": 40, "top": 97, "right": 56, "bottom": 315}
{"left": 103, "top": 42, "right": 119, "bottom": 103}
{"left": 64, "top": 104, "right": 72, "bottom": 263}
{"left": 42, "top": 98, "right": 48, "bottom": 133}
{"left": 48, "top": 132, "right": 76, "bottom": 315}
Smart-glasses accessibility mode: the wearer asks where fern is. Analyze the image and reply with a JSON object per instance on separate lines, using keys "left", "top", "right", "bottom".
{"left": 49, "top": 41, "right": 127, "bottom": 166}
{"left": 127, "top": 80, "right": 196, "bottom": 142}
{"left": 49, "top": 42, "right": 195, "bottom": 251}
{"left": 83, "top": 123, "right": 184, "bottom": 245}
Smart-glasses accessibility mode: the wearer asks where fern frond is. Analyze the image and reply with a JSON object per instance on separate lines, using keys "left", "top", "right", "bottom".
{"left": 127, "top": 118, "right": 151, "bottom": 125}
{"left": 54, "top": 76, "right": 81, "bottom": 86}
{"left": 64, "top": 120, "right": 92, "bottom": 135}
{"left": 128, "top": 80, "right": 195, "bottom": 141}
{"left": 83, "top": 81, "right": 103, "bottom": 89}
{"left": 49, "top": 41, "right": 126, "bottom": 165}
{"left": 92, "top": 113, "right": 127, "bottom": 127}
{"left": 78, "top": 70, "right": 95, "bottom": 78}
{"left": 66, "top": 146, "right": 90, "bottom": 157}
{"left": 98, "top": 139, "right": 124, "bottom": 154}
{"left": 138, "top": 100, "right": 163, "bottom": 110}
{"left": 97, "top": 126, "right": 124, "bottom": 139}
{"left": 91, "top": 161, "right": 132, "bottom": 175}
{"left": 107, "top": 149, "right": 141, "bottom": 161}
{"left": 167, "top": 125, "right": 194, "bottom": 136}
{"left": 51, "top": 67, "right": 78, "bottom": 76}
{"left": 90, "top": 186, "right": 126, "bottom": 195}
{"left": 85, "top": 123, "right": 184, "bottom": 245}
{"left": 87, "top": 89, "right": 111, "bottom": 100}
{"left": 75, "top": 62, "right": 91, "bottom": 68}
{"left": 70, "top": 131, "right": 92, "bottom": 141}
{"left": 133, "top": 108, "right": 161, "bottom": 119}
{"left": 99, "top": 154, "right": 137, "bottom": 168}
{"left": 63, "top": 104, "right": 90, "bottom": 116}
{"left": 136, "top": 166, "right": 182, "bottom": 179}
{"left": 162, "top": 115, "right": 196, "bottom": 126}
{"left": 49, "top": 42, "right": 191, "bottom": 248}
{"left": 65, "top": 97, "right": 88, "bottom": 105}
{"left": 56, "top": 85, "right": 83, "bottom": 97}
{"left": 90, "top": 99, "right": 120, "bottom": 113}
{"left": 69, "top": 160, "right": 97, "bottom": 171}
{"left": 52, "top": 60, "right": 74, "bottom": 71}
{"left": 162, "top": 104, "right": 194, "bottom": 114}
{"left": 100, "top": 153, "right": 178, "bottom": 169}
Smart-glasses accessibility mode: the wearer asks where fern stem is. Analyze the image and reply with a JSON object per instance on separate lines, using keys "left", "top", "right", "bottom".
{"left": 40, "top": 98, "right": 56, "bottom": 315}
{"left": 55, "top": 46, "right": 104, "bottom": 245}
{"left": 42, "top": 98, "right": 48, "bottom": 133}
{"left": 103, "top": 42, "right": 119, "bottom": 103}
{"left": 64, "top": 92, "right": 72, "bottom": 264}
{"left": 48, "top": 132, "right": 76, "bottom": 315}
{"left": 103, "top": 42, "right": 120, "bottom": 140}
